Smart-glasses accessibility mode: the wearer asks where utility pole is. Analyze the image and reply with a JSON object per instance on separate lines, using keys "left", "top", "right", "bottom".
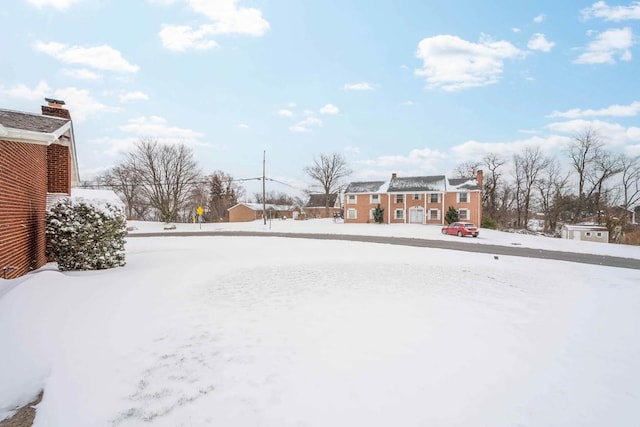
{"left": 263, "top": 150, "right": 266, "bottom": 225}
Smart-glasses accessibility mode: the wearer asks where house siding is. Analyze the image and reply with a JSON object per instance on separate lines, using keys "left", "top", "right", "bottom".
{"left": 228, "top": 205, "right": 260, "bottom": 222}
{"left": 444, "top": 191, "right": 482, "bottom": 226}
{"left": 0, "top": 140, "right": 48, "bottom": 278}
{"left": 344, "top": 193, "right": 389, "bottom": 223}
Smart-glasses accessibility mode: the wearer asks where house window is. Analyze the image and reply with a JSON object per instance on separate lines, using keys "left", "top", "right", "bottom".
{"left": 347, "top": 208, "right": 357, "bottom": 219}
{"left": 395, "top": 194, "right": 404, "bottom": 203}
{"left": 370, "top": 194, "right": 380, "bottom": 204}
{"left": 596, "top": 232, "right": 603, "bottom": 237}
{"left": 458, "top": 192, "right": 469, "bottom": 203}
{"left": 585, "top": 232, "right": 592, "bottom": 237}
{"left": 413, "top": 194, "right": 420, "bottom": 201}
{"left": 430, "top": 193, "right": 439, "bottom": 203}
{"left": 347, "top": 194, "right": 356, "bottom": 204}
{"left": 395, "top": 209, "right": 404, "bottom": 220}
{"left": 429, "top": 209, "right": 439, "bottom": 220}
{"left": 459, "top": 208, "right": 469, "bottom": 220}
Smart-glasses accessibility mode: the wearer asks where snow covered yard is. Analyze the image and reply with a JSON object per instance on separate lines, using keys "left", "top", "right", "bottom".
{"left": 1, "top": 231, "right": 640, "bottom": 426}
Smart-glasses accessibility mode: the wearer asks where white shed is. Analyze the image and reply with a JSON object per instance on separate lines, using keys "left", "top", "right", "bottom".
{"left": 561, "top": 224, "right": 609, "bottom": 243}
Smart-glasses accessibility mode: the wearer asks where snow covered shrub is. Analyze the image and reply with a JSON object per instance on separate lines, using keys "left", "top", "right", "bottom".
{"left": 46, "top": 198, "right": 127, "bottom": 271}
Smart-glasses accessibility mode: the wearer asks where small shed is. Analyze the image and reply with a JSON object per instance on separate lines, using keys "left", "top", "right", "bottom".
{"left": 561, "top": 224, "right": 609, "bottom": 243}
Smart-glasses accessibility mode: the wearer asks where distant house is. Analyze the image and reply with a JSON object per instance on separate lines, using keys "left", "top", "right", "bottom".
{"left": 304, "top": 193, "right": 340, "bottom": 218}
{"left": 344, "top": 171, "right": 483, "bottom": 225}
{"left": 0, "top": 99, "right": 79, "bottom": 278}
{"left": 561, "top": 224, "right": 609, "bottom": 243}
{"left": 227, "top": 203, "right": 298, "bottom": 222}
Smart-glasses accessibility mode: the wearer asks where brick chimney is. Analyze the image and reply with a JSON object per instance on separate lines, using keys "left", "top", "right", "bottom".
{"left": 41, "top": 97, "right": 71, "bottom": 120}
{"left": 391, "top": 173, "right": 397, "bottom": 179}
{"left": 476, "top": 169, "right": 483, "bottom": 187}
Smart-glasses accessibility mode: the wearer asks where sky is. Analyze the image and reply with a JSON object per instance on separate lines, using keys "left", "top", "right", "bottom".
{"left": 1, "top": 221, "right": 639, "bottom": 425}
{"left": 1, "top": 0, "right": 640, "bottom": 198}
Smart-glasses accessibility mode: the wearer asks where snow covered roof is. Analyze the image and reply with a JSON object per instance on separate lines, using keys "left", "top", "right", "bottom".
{"left": 344, "top": 181, "right": 387, "bottom": 194}
{"left": 388, "top": 175, "right": 446, "bottom": 192}
{"left": 448, "top": 177, "right": 481, "bottom": 191}
{"left": 562, "top": 224, "right": 608, "bottom": 231}
{"left": 228, "top": 203, "right": 295, "bottom": 212}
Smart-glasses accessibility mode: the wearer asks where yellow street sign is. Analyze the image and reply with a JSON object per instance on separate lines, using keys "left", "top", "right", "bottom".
{"left": 196, "top": 206, "right": 204, "bottom": 215}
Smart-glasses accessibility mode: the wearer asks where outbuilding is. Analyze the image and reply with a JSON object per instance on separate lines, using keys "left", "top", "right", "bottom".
{"left": 561, "top": 224, "right": 609, "bottom": 243}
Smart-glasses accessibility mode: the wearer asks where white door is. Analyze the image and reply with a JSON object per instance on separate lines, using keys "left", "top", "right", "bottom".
{"left": 409, "top": 207, "right": 424, "bottom": 224}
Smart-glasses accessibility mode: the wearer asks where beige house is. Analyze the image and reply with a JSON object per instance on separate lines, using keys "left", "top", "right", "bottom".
{"left": 228, "top": 203, "right": 297, "bottom": 222}
{"left": 561, "top": 225, "right": 609, "bottom": 243}
{"left": 344, "top": 171, "right": 483, "bottom": 226}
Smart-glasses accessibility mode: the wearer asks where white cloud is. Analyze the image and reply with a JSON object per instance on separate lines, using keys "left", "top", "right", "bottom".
{"left": 33, "top": 41, "right": 139, "bottom": 73}
{"left": 343, "top": 82, "right": 374, "bottom": 91}
{"left": 546, "top": 119, "right": 640, "bottom": 145}
{"left": 414, "top": 34, "right": 524, "bottom": 91}
{"left": 119, "top": 116, "right": 205, "bottom": 140}
{"left": 582, "top": 1, "right": 640, "bottom": 21}
{"left": 156, "top": 0, "right": 270, "bottom": 51}
{"left": 187, "top": 0, "right": 270, "bottom": 36}
{"left": 512, "top": 27, "right": 521, "bottom": 33}
{"left": 158, "top": 24, "right": 219, "bottom": 52}
{"left": 63, "top": 68, "right": 101, "bottom": 80}
{"left": 547, "top": 101, "right": 640, "bottom": 118}
{"left": 528, "top": 33, "right": 555, "bottom": 52}
{"left": 289, "top": 117, "right": 322, "bottom": 133}
{"left": 344, "top": 145, "right": 360, "bottom": 155}
{"left": 287, "top": 102, "right": 296, "bottom": 108}
{"left": 319, "top": 104, "right": 339, "bottom": 115}
{"left": 277, "top": 109, "right": 293, "bottom": 117}
{"left": 533, "top": 14, "right": 546, "bottom": 23}
{"left": 357, "top": 148, "right": 447, "bottom": 177}
{"left": 26, "top": 0, "right": 81, "bottom": 10}
{"left": 0, "top": 80, "right": 51, "bottom": 101}
{"left": 53, "top": 87, "right": 119, "bottom": 122}
{"left": 574, "top": 27, "right": 634, "bottom": 64}
{"left": 119, "top": 91, "right": 150, "bottom": 103}
{"left": 237, "top": 123, "right": 249, "bottom": 129}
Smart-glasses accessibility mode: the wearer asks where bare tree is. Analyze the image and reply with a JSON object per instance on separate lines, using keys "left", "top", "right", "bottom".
{"left": 453, "top": 160, "right": 482, "bottom": 179}
{"left": 481, "top": 153, "right": 506, "bottom": 224}
{"left": 126, "top": 139, "right": 200, "bottom": 222}
{"left": 513, "top": 146, "right": 550, "bottom": 229}
{"left": 254, "top": 191, "right": 296, "bottom": 206}
{"left": 536, "top": 159, "right": 570, "bottom": 233}
{"left": 587, "top": 150, "right": 623, "bottom": 223}
{"left": 99, "top": 164, "right": 147, "bottom": 220}
{"left": 568, "top": 128, "right": 604, "bottom": 221}
{"left": 304, "top": 153, "right": 352, "bottom": 217}
{"left": 618, "top": 154, "right": 640, "bottom": 225}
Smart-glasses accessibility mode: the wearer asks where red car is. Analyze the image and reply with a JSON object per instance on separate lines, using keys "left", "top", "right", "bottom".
{"left": 441, "top": 222, "right": 479, "bottom": 237}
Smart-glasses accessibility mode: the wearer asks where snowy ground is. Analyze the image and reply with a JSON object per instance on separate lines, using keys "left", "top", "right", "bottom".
{"left": 1, "top": 220, "right": 639, "bottom": 426}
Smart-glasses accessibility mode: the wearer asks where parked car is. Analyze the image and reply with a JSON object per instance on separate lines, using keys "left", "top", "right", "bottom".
{"left": 441, "top": 222, "right": 479, "bottom": 237}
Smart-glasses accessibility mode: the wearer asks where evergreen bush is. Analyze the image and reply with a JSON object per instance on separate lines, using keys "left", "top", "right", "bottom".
{"left": 481, "top": 216, "right": 498, "bottom": 229}
{"left": 445, "top": 206, "right": 459, "bottom": 224}
{"left": 46, "top": 198, "right": 127, "bottom": 271}
{"left": 373, "top": 204, "right": 384, "bottom": 224}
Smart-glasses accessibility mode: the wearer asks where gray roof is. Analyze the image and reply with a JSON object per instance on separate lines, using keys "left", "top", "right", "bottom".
{"left": 448, "top": 177, "right": 481, "bottom": 191}
{"left": 345, "top": 181, "right": 386, "bottom": 193}
{"left": 306, "top": 193, "right": 338, "bottom": 208}
{"left": 388, "top": 175, "right": 446, "bottom": 192}
{"left": 0, "top": 109, "right": 69, "bottom": 133}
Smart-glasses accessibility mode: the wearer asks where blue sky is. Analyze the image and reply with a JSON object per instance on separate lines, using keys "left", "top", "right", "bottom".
{"left": 1, "top": 0, "right": 639, "bottom": 198}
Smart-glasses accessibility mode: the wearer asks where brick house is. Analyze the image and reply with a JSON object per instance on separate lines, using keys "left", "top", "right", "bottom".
{"left": 344, "top": 171, "right": 483, "bottom": 226}
{"left": 304, "top": 193, "right": 341, "bottom": 218}
{"left": 228, "top": 203, "right": 298, "bottom": 222}
{"left": 0, "top": 99, "right": 79, "bottom": 279}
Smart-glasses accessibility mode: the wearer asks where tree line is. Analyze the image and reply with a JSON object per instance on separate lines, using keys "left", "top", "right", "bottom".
{"left": 454, "top": 128, "right": 639, "bottom": 241}
{"left": 92, "top": 138, "right": 351, "bottom": 223}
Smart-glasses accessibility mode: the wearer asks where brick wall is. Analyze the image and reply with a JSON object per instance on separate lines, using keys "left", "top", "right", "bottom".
{"left": 0, "top": 140, "right": 48, "bottom": 279}
{"left": 47, "top": 144, "right": 71, "bottom": 193}
{"left": 228, "top": 205, "right": 260, "bottom": 222}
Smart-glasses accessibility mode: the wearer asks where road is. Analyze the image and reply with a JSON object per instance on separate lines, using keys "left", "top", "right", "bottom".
{"left": 127, "top": 231, "right": 640, "bottom": 270}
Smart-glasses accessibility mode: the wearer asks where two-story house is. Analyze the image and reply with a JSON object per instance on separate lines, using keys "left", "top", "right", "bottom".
{"left": 344, "top": 171, "right": 483, "bottom": 226}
